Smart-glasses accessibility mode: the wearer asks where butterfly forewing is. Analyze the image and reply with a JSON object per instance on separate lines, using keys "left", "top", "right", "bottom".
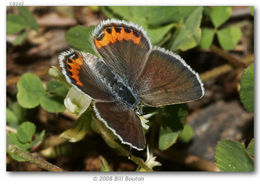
{"left": 92, "top": 19, "right": 151, "bottom": 87}
{"left": 134, "top": 47, "right": 204, "bottom": 107}
{"left": 59, "top": 50, "right": 114, "bottom": 102}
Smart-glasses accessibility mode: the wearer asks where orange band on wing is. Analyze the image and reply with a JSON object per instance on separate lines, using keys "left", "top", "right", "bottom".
{"left": 94, "top": 26, "right": 141, "bottom": 49}
{"left": 66, "top": 53, "right": 84, "bottom": 87}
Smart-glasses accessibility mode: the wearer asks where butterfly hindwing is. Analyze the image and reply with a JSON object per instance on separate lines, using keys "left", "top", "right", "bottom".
{"left": 94, "top": 101, "right": 146, "bottom": 150}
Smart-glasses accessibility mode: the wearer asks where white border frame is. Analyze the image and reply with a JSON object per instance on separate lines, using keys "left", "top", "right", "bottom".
{"left": 2, "top": 1, "right": 258, "bottom": 186}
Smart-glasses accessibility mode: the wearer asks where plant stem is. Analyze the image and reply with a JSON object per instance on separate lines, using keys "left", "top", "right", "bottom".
{"left": 200, "top": 54, "right": 254, "bottom": 81}
{"left": 7, "top": 144, "right": 64, "bottom": 171}
{"left": 210, "top": 45, "right": 247, "bottom": 68}
{"left": 94, "top": 118, "right": 152, "bottom": 171}
{"left": 41, "top": 135, "right": 68, "bottom": 149}
{"left": 200, "top": 64, "right": 232, "bottom": 81}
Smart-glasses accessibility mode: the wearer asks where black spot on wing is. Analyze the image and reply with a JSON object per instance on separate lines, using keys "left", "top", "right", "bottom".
{"left": 133, "top": 29, "right": 140, "bottom": 37}
{"left": 106, "top": 27, "right": 112, "bottom": 34}
{"left": 124, "top": 26, "right": 131, "bottom": 33}
{"left": 115, "top": 26, "right": 121, "bottom": 33}
{"left": 66, "top": 63, "right": 72, "bottom": 70}
{"left": 67, "top": 58, "right": 73, "bottom": 63}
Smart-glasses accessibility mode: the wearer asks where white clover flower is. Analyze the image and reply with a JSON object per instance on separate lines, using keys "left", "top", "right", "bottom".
{"left": 64, "top": 97, "right": 78, "bottom": 113}
{"left": 138, "top": 112, "right": 157, "bottom": 130}
{"left": 144, "top": 146, "right": 161, "bottom": 169}
{"left": 64, "top": 87, "right": 92, "bottom": 116}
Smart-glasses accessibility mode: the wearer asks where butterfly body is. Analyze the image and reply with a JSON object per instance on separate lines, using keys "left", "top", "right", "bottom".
{"left": 59, "top": 19, "right": 204, "bottom": 150}
{"left": 86, "top": 54, "right": 140, "bottom": 110}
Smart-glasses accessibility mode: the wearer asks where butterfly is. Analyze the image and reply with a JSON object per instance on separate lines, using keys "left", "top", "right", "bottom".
{"left": 59, "top": 19, "right": 204, "bottom": 150}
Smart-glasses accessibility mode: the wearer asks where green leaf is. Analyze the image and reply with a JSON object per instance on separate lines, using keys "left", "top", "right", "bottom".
{"left": 217, "top": 26, "right": 242, "bottom": 50}
{"left": 101, "top": 6, "right": 121, "bottom": 19}
{"left": 17, "top": 121, "right": 36, "bottom": 144}
{"left": 247, "top": 139, "right": 254, "bottom": 157}
{"left": 40, "top": 94, "right": 65, "bottom": 113}
{"left": 203, "top": 7, "right": 212, "bottom": 17}
{"left": 179, "top": 124, "right": 194, "bottom": 143}
{"left": 13, "top": 30, "right": 29, "bottom": 45}
{"left": 108, "top": 6, "right": 148, "bottom": 26}
{"left": 6, "top": 14, "right": 26, "bottom": 34}
{"left": 240, "top": 64, "right": 254, "bottom": 112}
{"left": 170, "top": 6, "right": 203, "bottom": 51}
{"left": 6, "top": 108, "right": 19, "bottom": 126}
{"left": 7, "top": 133, "right": 26, "bottom": 149}
{"left": 200, "top": 28, "right": 215, "bottom": 49}
{"left": 27, "top": 130, "right": 45, "bottom": 149}
{"left": 210, "top": 6, "right": 232, "bottom": 28}
{"left": 10, "top": 102, "right": 27, "bottom": 124}
{"left": 17, "top": 73, "right": 45, "bottom": 108}
{"left": 129, "top": 7, "right": 150, "bottom": 25}
{"left": 147, "top": 24, "right": 174, "bottom": 44}
{"left": 65, "top": 26, "right": 96, "bottom": 55}
{"left": 18, "top": 6, "right": 38, "bottom": 31}
{"left": 146, "top": 6, "right": 198, "bottom": 26}
{"left": 159, "top": 104, "right": 188, "bottom": 150}
{"left": 60, "top": 109, "right": 92, "bottom": 142}
{"left": 99, "top": 156, "right": 111, "bottom": 171}
{"left": 108, "top": 6, "right": 133, "bottom": 20}
{"left": 46, "top": 80, "right": 68, "bottom": 97}
{"left": 215, "top": 140, "right": 254, "bottom": 172}
{"left": 7, "top": 124, "right": 44, "bottom": 161}
{"left": 7, "top": 132, "right": 34, "bottom": 149}
{"left": 48, "top": 66, "right": 71, "bottom": 89}
{"left": 104, "top": 6, "right": 198, "bottom": 26}
{"left": 7, "top": 133, "right": 26, "bottom": 162}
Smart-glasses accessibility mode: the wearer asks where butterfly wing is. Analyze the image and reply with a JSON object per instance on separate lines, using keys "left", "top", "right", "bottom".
{"left": 94, "top": 101, "right": 146, "bottom": 150}
{"left": 134, "top": 47, "right": 204, "bottom": 107}
{"left": 92, "top": 19, "right": 151, "bottom": 87}
{"left": 59, "top": 49, "right": 114, "bottom": 101}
